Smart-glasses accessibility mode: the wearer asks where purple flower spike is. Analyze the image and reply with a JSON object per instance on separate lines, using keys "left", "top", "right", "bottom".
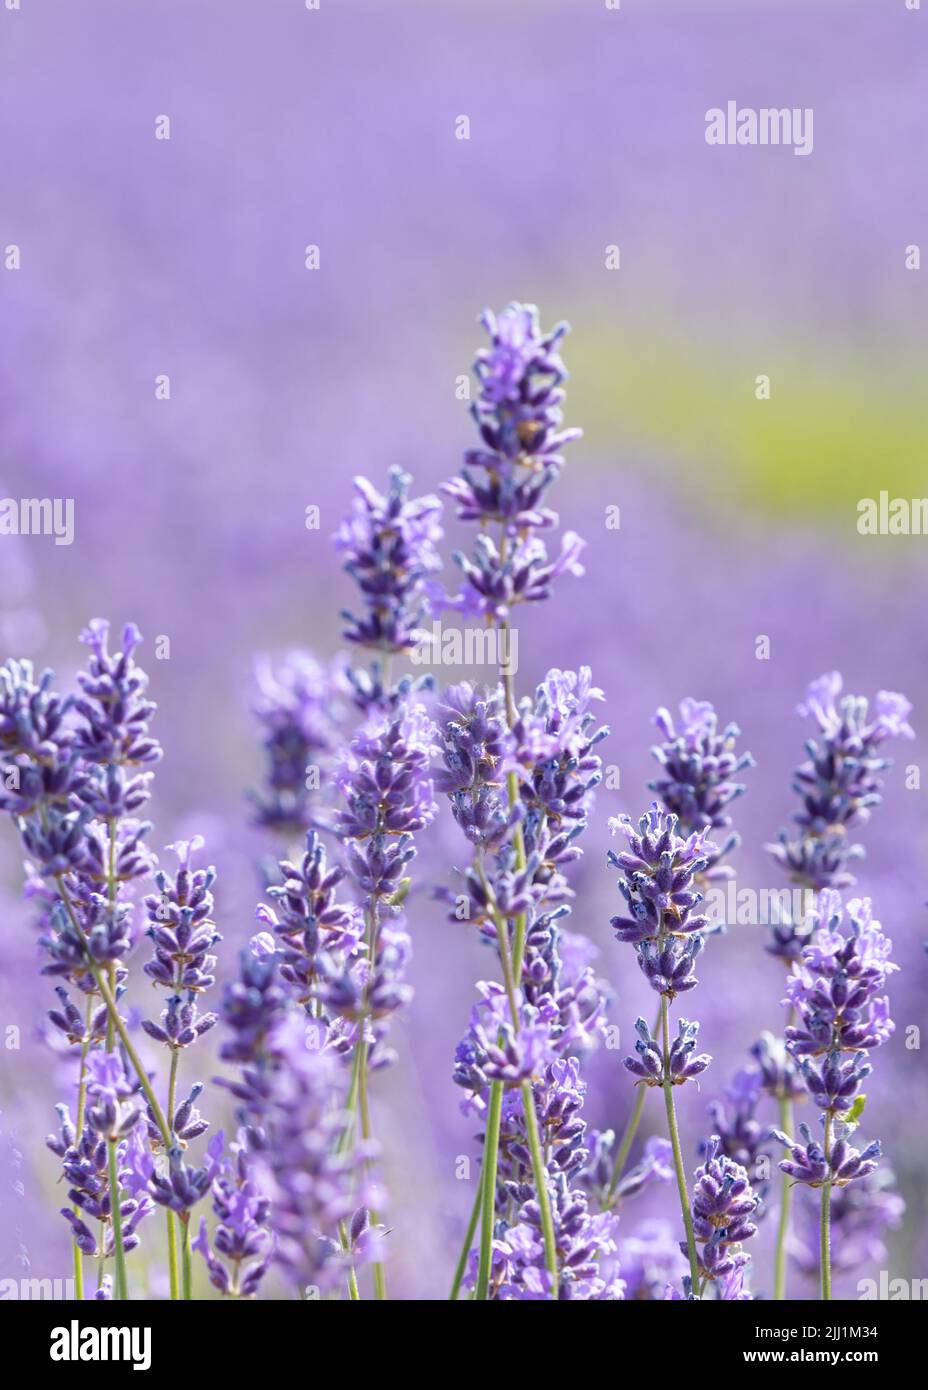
{"left": 608, "top": 806, "right": 715, "bottom": 955}
{"left": 335, "top": 467, "right": 443, "bottom": 656}
{"left": 462, "top": 302, "right": 581, "bottom": 480}
{"left": 73, "top": 618, "right": 162, "bottom": 821}
{"left": 689, "top": 1136, "right": 759, "bottom": 1294}
{"left": 195, "top": 1134, "right": 274, "bottom": 1298}
{"left": 623, "top": 1015, "right": 710, "bottom": 1088}
{"left": 773, "top": 1121, "right": 882, "bottom": 1190}
{"left": 649, "top": 699, "right": 754, "bottom": 881}
{"left": 249, "top": 651, "right": 342, "bottom": 835}
{"left": 143, "top": 838, "right": 220, "bottom": 994}
{"left": 766, "top": 671, "right": 914, "bottom": 905}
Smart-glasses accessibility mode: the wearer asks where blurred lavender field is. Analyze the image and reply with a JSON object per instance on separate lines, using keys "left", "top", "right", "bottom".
{"left": 1, "top": 0, "right": 926, "bottom": 1299}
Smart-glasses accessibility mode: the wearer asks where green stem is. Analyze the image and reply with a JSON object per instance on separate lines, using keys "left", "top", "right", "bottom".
{"left": 479, "top": 863, "right": 520, "bottom": 1025}
{"left": 72, "top": 1237, "right": 84, "bottom": 1302}
{"left": 475, "top": 1080, "right": 503, "bottom": 1300}
{"left": 181, "top": 1213, "right": 192, "bottom": 1299}
{"left": 474, "top": 609, "right": 537, "bottom": 1298}
{"left": 820, "top": 1112, "right": 832, "bottom": 1301}
{"left": 340, "top": 1038, "right": 364, "bottom": 1150}
{"left": 520, "top": 1079, "right": 559, "bottom": 1297}
{"left": 773, "top": 1094, "right": 793, "bottom": 1300}
{"left": 605, "top": 1086, "right": 648, "bottom": 1205}
{"left": 604, "top": 1002, "right": 662, "bottom": 1205}
{"left": 338, "top": 895, "right": 387, "bottom": 1298}
{"left": 338, "top": 1220, "right": 361, "bottom": 1300}
{"left": 107, "top": 1139, "right": 128, "bottom": 1300}
{"left": 357, "top": 1038, "right": 386, "bottom": 1301}
{"left": 166, "top": 1211, "right": 179, "bottom": 1302}
{"left": 449, "top": 1177, "right": 484, "bottom": 1301}
{"left": 97, "top": 1223, "right": 106, "bottom": 1293}
{"left": 165, "top": 1048, "right": 181, "bottom": 1299}
{"left": 75, "top": 1016, "right": 92, "bottom": 1137}
{"left": 660, "top": 993, "right": 700, "bottom": 1293}
{"left": 71, "top": 997, "right": 94, "bottom": 1301}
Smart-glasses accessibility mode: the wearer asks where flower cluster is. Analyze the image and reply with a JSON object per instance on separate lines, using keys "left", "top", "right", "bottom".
{"left": 330, "top": 701, "right": 436, "bottom": 1076}
{"left": 437, "top": 307, "right": 628, "bottom": 1300}
{"left": 218, "top": 960, "right": 376, "bottom": 1294}
{"left": 194, "top": 1135, "right": 274, "bottom": 1298}
{"left": 73, "top": 619, "right": 162, "bottom": 823}
{"left": 3, "top": 302, "right": 918, "bottom": 1307}
{"left": 767, "top": 672, "right": 913, "bottom": 911}
{"left": 434, "top": 682, "right": 515, "bottom": 850}
{"left": 687, "top": 1136, "right": 759, "bottom": 1298}
{"left": 47, "top": 1055, "right": 152, "bottom": 1271}
{"left": 446, "top": 303, "right": 585, "bottom": 619}
{"left": 487, "top": 1177, "right": 624, "bottom": 1301}
{"left": 447, "top": 302, "right": 581, "bottom": 526}
{"left": 255, "top": 830, "right": 363, "bottom": 1019}
{"left": 335, "top": 468, "right": 443, "bottom": 657}
{"left": 248, "top": 652, "right": 341, "bottom": 835}
{"left": 773, "top": 891, "right": 896, "bottom": 1190}
{"left": 477, "top": 1057, "right": 624, "bottom": 1300}
{"left": 624, "top": 1015, "right": 711, "bottom": 1088}
{"left": 0, "top": 625, "right": 175, "bottom": 1291}
{"left": 649, "top": 698, "right": 754, "bottom": 880}
{"left": 608, "top": 807, "right": 715, "bottom": 1000}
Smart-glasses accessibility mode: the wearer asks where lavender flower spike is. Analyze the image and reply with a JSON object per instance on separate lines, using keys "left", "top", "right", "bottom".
{"left": 767, "top": 671, "right": 913, "bottom": 901}
{"left": 773, "top": 889, "right": 897, "bottom": 1300}
{"left": 649, "top": 698, "right": 754, "bottom": 881}
{"left": 688, "top": 1136, "right": 759, "bottom": 1298}
{"left": 335, "top": 467, "right": 443, "bottom": 656}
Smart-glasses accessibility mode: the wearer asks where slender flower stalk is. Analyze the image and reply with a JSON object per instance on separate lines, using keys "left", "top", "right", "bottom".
{"left": 327, "top": 466, "right": 443, "bottom": 1296}
{"left": 660, "top": 996, "right": 700, "bottom": 1291}
{"left": 604, "top": 701, "right": 753, "bottom": 1199}
{"left": 140, "top": 836, "right": 220, "bottom": 1299}
{"left": 771, "top": 891, "right": 896, "bottom": 1301}
{"left": 441, "top": 304, "right": 599, "bottom": 1300}
{"left": 765, "top": 672, "right": 912, "bottom": 1298}
{"left": 686, "top": 1136, "right": 759, "bottom": 1300}
{"left": 608, "top": 807, "right": 717, "bottom": 1293}
{"left": 217, "top": 939, "right": 377, "bottom": 1296}
{"left": 0, "top": 626, "right": 170, "bottom": 1299}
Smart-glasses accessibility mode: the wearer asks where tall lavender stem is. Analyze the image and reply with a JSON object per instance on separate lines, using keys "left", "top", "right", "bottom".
{"left": 660, "top": 994, "right": 699, "bottom": 1289}
{"left": 609, "top": 808, "right": 715, "bottom": 1297}
{"left": 606, "top": 701, "right": 752, "bottom": 1203}
{"left": 441, "top": 303, "right": 587, "bottom": 1300}
{"left": 765, "top": 672, "right": 912, "bottom": 1298}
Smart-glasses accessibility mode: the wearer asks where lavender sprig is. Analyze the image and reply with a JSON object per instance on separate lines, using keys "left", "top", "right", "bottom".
{"left": 605, "top": 702, "right": 753, "bottom": 1207}
{"left": 193, "top": 1134, "right": 274, "bottom": 1298}
{"left": 766, "top": 671, "right": 913, "bottom": 953}
{"left": 139, "top": 835, "right": 221, "bottom": 1297}
{"left": 763, "top": 672, "right": 911, "bottom": 1300}
{"left": 0, "top": 625, "right": 172, "bottom": 1301}
{"left": 335, "top": 467, "right": 443, "bottom": 662}
{"left": 441, "top": 304, "right": 590, "bottom": 1302}
{"left": 607, "top": 806, "right": 718, "bottom": 1290}
{"left": 686, "top": 1136, "right": 759, "bottom": 1299}
{"left": 216, "top": 942, "right": 376, "bottom": 1296}
{"left": 248, "top": 652, "right": 342, "bottom": 837}
{"left": 771, "top": 889, "right": 898, "bottom": 1300}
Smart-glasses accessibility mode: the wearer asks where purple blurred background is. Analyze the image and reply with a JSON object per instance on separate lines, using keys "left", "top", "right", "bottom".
{"left": 1, "top": 0, "right": 926, "bottom": 1298}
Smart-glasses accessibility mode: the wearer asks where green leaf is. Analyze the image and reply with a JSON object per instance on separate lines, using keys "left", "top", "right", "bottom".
{"left": 385, "top": 877, "right": 412, "bottom": 907}
{"left": 846, "top": 1094, "right": 867, "bottom": 1126}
